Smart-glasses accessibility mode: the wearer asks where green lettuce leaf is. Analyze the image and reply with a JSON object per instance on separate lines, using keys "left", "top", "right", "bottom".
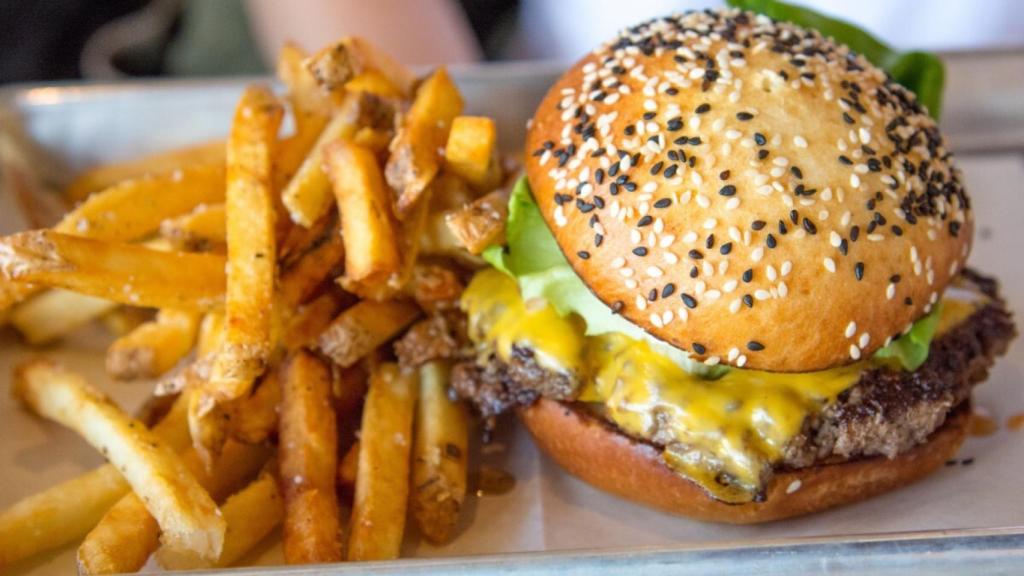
{"left": 726, "top": 0, "right": 945, "bottom": 118}
{"left": 874, "top": 304, "right": 943, "bottom": 371}
{"left": 484, "top": 177, "right": 728, "bottom": 378}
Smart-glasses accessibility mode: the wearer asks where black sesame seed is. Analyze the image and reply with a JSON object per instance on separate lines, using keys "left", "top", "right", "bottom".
{"left": 892, "top": 225, "right": 904, "bottom": 236}
{"left": 890, "top": 274, "right": 902, "bottom": 283}
{"left": 624, "top": 182, "right": 637, "bottom": 192}
{"left": 662, "top": 283, "right": 676, "bottom": 298}
{"left": 595, "top": 168, "right": 605, "bottom": 184}
{"left": 637, "top": 215, "right": 653, "bottom": 227}
{"left": 753, "top": 132, "right": 767, "bottom": 146}
{"left": 719, "top": 184, "right": 737, "bottom": 196}
{"left": 667, "top": 118, "right": 684, "bottom": 131}
{"left": 649, "top": 161, "right": 664, "bottom": 176}
{"left": 802, "top": 218, "right": 817, "bottom": 234}
{"left": 778, "top": 220, "right": 788, "bottom": 235}
{"left": 904, "top": 297, "right": 914, "bottom": 306}
{"left": 719, "top": 170, "right": 731, "bottom": 180}
{"left": 789, "top": 210, "right": 799, "bottom": 225}
{"left": 742, "top": 269, "right": 753, "bottom": 283}
{"left": 790, "top": 166, "right": 803, "bottom": 179}
{"left": 757, "top": 149, "right": 770, "bottom": 160}
{"left": 705, "top": 234, "right": 715, "bottom": 249}
{"left": 609, "top": 162, "right": 620, "bottom": 177}
{"left": 612, "top": 300, "right": 624, "bottom": 313}
{"left": 838, "top": 155, "right": 853, "bottom": 165}
{"left": 766, "top": 234, "right": 777, "bottom": 249}
{"left": 681, "top": 293, "right": 698, "bottom": 308}
{"left": 751, "top": 220, "right": 766, "bottom": 230}
{"left": 842, "top": 112, "right": 855, "bottom": 124}
{"left": 654, "top": 198, "right": 672, "bottom": 209}
{"left": 695, "top": 103, "right": 711, "bottom": 114}
{"left": 854, "top": 262, "right": 865, "bottom": 280}
{"left": 642, "top": 111, "right": 656, "bottom": 121}
{"left": 692, "top": 342, "right": 707, "bottom": 354}
{"left": 720, "top": 242, "right": 733, "bottom": 255}
{"left": 850, "top": 225, "right": 861, "bottom": 241}
{"left": 648, "top": 288, "right": 658, "bottom": 302}
{"left": 747, "top": 341, "right": 765, "bottom": 351}
{"left": 839, "top": 239, "right": 848, "bottom": 255}
{"left": 689, "top": 136, "right": 702, "bottom": 145}
{"left": 609, "top": 182, "right": 619, "bottom": 195}
{"left": 743, "top": 294, "right": 754, "bottom": 307}
{"left": 736, "top": 111, "right": 754, "bottom": 121}
{"left": 577, "top": 251, "right": 590, "bottom": 260}
{"left": 688, "top": 249, "right": 704, "bottom": 260}
{"left": 594, "top": 234, "right": 604, "bottom": 247}
{"left": 663, "top": 165, "right": 679, "bottom": 178}
{"left": 633, "top": 247, "right": 648, "bottom": 256}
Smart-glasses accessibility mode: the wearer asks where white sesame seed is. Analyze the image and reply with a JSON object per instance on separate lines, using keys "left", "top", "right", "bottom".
{"left": 858, "top": 127, "right": 871, "bottom": 144}
{"left": 729, "top": 299, "right": 741, "bottom": 314}
{"left": 887, "top": 283, "right": 896, "bottom": 300}
{"left": 662, "top": 310, "right": 674, "bottom": 325}
{"left": 845, "top": 321, "right": 857, "bottom": 338}
{"left": 829, "top": 231, "right": 842, "bottom": 247}
{"left": 793, "top": 135, "right": 808, "bottom": 148}
{"left": 824, "top": 257, "right": 836, "bottom": 273}
{"left": 778, "top": 281, "right": 788, "bottom": 297}
{"left": 646, "top": 266, "right": 664, "bottom": 278}
{"left": 781, "top": 260, "right": 792, "bottom": 276}
{"left": 755, "top": 289, "right": 770, "bottom": 300}
{"left": 750, "top": 247, "right": 765, "bottom": 263}
{"left": 859, "top": 332, "right": 871, "bottom": 349}
{"left": 867, "top": 233, "right": 884, "bottom": 242}
{"left": 728, "top": 347, "right": 740, "bottom": 361}
{"left": 850, "top": 344, "right": 862, "bottom": 360}
{"left": 725, "top": 197, "right": 741, "bottom": 210}
{"left": 703, "top": 218, "right": 717, "bottom": 230}
{"left": 683, "top": 231, "right": 698, "bottom": 244}
{"left": 850, "top": 173, "right": 861, "bottom": 188}
{"left": 737, "top": 355, "right": 747, "bottom": 367}
{"left": 705, "top": 356, "right": 721, "bottom": 366}
{"left": 660, "top": 234, "right": 675, "bottom": 247}
{"left": 786, "top": 480, "right": 802, "bottom": 494}
{"left": 630, "top": 229, "right": 642, "bottom": 244}
{"left": 620, "top": 267, "right": 634, "bottom": 278}
{"left": 625, "top": 278, "right": 638, "bottom": 289}
{"left": 766, "top": 265, "right": 778, "bottom": 281}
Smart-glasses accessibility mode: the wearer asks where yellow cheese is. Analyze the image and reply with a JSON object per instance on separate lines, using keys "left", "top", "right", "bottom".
{"left": 462, "top": 269, "right": 980, "bottom": 503}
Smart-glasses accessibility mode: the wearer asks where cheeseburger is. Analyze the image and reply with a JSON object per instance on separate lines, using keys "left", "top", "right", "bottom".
{"left": 451, "top": 9, "right": 1016, "bottom": 522}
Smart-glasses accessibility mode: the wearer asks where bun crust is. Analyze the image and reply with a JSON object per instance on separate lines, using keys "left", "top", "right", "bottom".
{"left": 525, "top": 10, "right": 971, "bottom": 371}
{"left": 518, "top": 398, "right": 968, "bottom": 524}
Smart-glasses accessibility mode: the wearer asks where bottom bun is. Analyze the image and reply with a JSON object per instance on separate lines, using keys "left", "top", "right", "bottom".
{"left": 517, "top": 398, "right": 969, "bottom": 524}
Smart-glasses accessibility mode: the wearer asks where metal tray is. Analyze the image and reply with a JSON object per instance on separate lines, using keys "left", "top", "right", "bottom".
{"left": 1, "top": 53, "right": 1023, "bottom": 575}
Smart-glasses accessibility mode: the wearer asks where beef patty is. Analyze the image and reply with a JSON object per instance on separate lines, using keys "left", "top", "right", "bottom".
{"left": 452, "top": 270, "right": 1016, "bottom": 468}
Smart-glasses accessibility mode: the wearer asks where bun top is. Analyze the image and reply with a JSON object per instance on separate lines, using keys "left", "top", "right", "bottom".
{"left": 524, "top": 9, "right": 972, "bottom": 372}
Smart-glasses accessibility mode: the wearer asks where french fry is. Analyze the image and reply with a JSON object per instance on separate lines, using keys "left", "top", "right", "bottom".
{"left": 348, "top": 363, "right": 417, "bottom": 561}
{"left": 282, "top": 291, "right": 348, "bottom": 351}
{"left": 444, "top": 187, "right": 510, "bottom": 255}
{"left": 0, "top": 386, "right": 191, "bottom": 566}
{"left": 337, "top": 439, "right": 360, "bottom": 494}
{"left": 0, "top": 230, "right": 226, "bottom": 309}
{"left": 305, "top": 36, "right": 416, "bottom": 99}
{"left": 9, "top": 289, "right": 118, "bottom": 344}
{"left": 160, "top": 202, "right": 227, "bottom": 252}
{"left": 323, "top": 140, "right": 401, "bottom": 295}
{"left": 316, "top": 299, "right": 421, "bottom": 367}
{"left": 346, "top": 70, "right": 404, "bottom": 99}
{"left": 279, "top": 220, "right": 345, "bottom": 308}
{"left": 277, "top": 42, "right": 335, "bottom": 131}
{"left": 197, "top": 309, "right": 226, "bottom": 357}
{"left": 385, "top": 67, "right": 464, "bottom": 218}
{"left": 14, "top": 361, "right": 225, "bottom": 561}
{"left": 281, "top": 93, "right": 381, "bottom": 227}
{"left": 445, "top": 116, "right": 502, "bottom": 190}
{"left": 77, "top": 440, "right": 270, "bottom": 575}
{"left": 64, "top": 139, "right": 225, "bottom": 203}
{"left": 230, "top": 369, "right": 281, "bottom": 445}
{"left": 410, "top": 263, "right": 465, "bottom": 312}
{"left": 101, "top": 306, "right": 152, "bottom": 337}
{"left": 279, "top": 351, "right": 342, "bottom": 564}
{"left": 411, "top": 360, "right": 469, "bottom": 544}
{"left": 157, "top": 467, "right": 284, "bottom": 570}
{"left": 106, "top": 309, "right": 201, "bottom": 380}
{"left": 204, "top": 85, "right": 283, "bottom": 409}
{"left": 59, "top": 165, "right": 226, "bottom": 242}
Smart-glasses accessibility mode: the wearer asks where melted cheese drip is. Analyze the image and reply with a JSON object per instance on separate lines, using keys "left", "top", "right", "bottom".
{"left": 463, "top": 269, "right": 980, "bottom": 503}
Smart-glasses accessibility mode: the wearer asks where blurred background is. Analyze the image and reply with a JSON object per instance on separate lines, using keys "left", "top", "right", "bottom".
{"left": 2, "top": 0, "right": 1023, "bottom": 84}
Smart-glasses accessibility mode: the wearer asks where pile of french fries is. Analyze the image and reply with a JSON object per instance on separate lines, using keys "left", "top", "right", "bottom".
{"left": 0, "top": 36, "right": 512, "bottom": 572}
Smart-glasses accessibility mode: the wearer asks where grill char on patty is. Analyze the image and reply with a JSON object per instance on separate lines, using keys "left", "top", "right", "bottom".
{"left": 451, "top": 270, "right": 1016, "bottom": 468}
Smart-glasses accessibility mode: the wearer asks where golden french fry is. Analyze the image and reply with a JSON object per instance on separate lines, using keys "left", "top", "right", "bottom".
{"left": 230, "top": 369, "right": 281, "bottom": 445}
{"left": 14, "top": 361, "right": 224, "bottom": 561}
{"left": 59, "top": 165, "right": 226, "bottom": 242}
{"left": 410, "top": 263, "right": 465, "bottom": 312}
{"left": 348, "top": 363, "right": 417, "bottom": 561}
{"left": 445, "top": 116, "right": 502, "bottom": 190}
{"left": 9, "top": 289, "right": 118, "bottom": 344}
{"left": 323, "top": 140, "right": 401, "bottom": 294}
{"left": 351, "top": 125, "right": 394, "bottom": 152}
{"left": 63, "top": 139, "right": 225, "bottom": 203}
{"left": 305, "top": 36, "right": 416, "bottom": 98}
{"left": 316, "top": 299, "right": 421, "bottom": 367}
{"left": 106, "top": 309, "right": 200, "bottom": 380}
{"left": 279, "top": 351, "right": 342, "bottom": 564}
{"left": 338, "top": 439, "right": 360, "bottom": 493}
{"left": 444, "top": 187, "right": 510, "bottom": 255}
{"left": 279, "top": 220, "right": 345, "bottom": 308}
{"left": 197, "top": 309, "right": 226, "bottom": 357}
{"left": 0, "top": 386, "right": 191, "bottom": 566}
{"left": 158, "top": 467, "right": 284, "bottom": 570}
{"left": 385, "top": 67, "right": 464, "bottom": 217}
{"left": 0, "top": 230, "right": 226, "bottom": 309}
{"left": 277, "top": 42, "right": 336, "bottom": 131}
{"left": 160, "top": 202, "right": 227, "bottom": 252}
{"left": 101, "top": 306, "right": 152, "bottom": 337}
{"left": 281, "top": 93, "right": 379, "bottom": 227}
{"left": 282, "top": 291, "right": 348, "bottom": 351}
{"left": 412, "top": 360, "right": 469, "bottom": 544}
{"left": 346, "top": 70, "right": 404, "bottom": 99}
{"left": 204, "top": 86, "right": 283, "bottom": 409}
{"left": 77, "top": 440, "right": 270, "bottom": 575}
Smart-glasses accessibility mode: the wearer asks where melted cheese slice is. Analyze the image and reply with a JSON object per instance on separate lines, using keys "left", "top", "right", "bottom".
{"left": 463, "top": 269, "right": 980, "bottom": 503}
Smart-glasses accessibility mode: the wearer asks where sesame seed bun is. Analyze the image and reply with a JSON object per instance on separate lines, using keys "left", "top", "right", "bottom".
{"left": 518, "top": 397, "right": 968, "bottom": 523}
{"left": 524, "top": 10, "right": 972, "bottom": 371}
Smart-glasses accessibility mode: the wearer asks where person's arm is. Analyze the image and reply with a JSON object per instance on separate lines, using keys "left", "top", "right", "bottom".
{"left": 245, "top": 0, "right": 481, "bottom": 67}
